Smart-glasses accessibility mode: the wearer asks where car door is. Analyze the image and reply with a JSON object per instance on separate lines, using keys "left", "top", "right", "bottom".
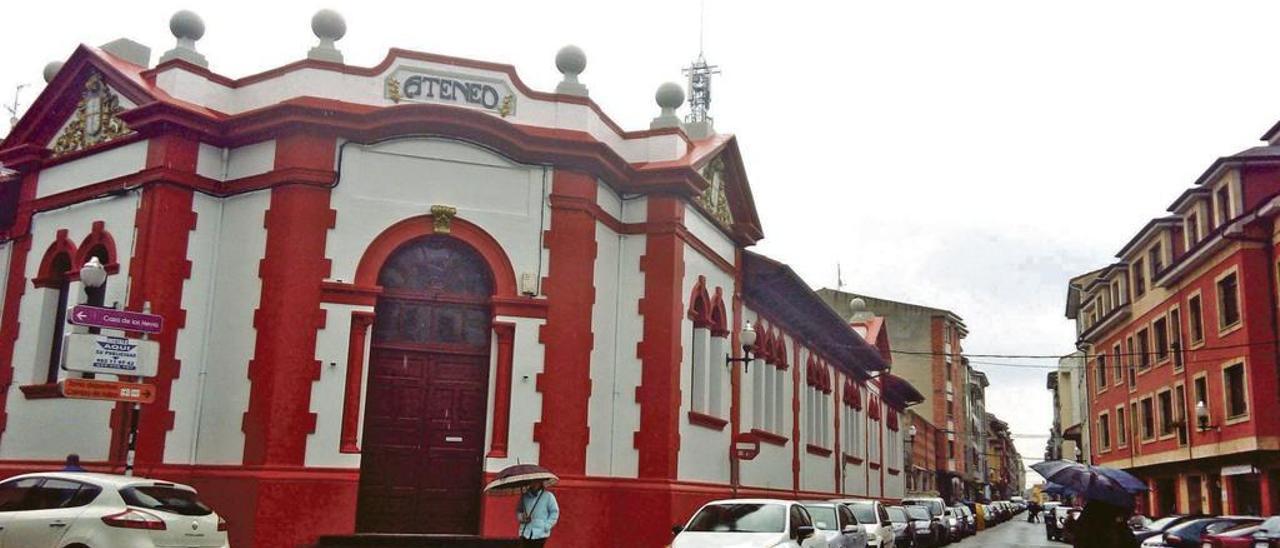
{"left": 837, "top": 504, "right": 867, "bottom": 548}
{"left": 876, "top": 503, "right": 894, "bottom": 548}
{"left": 3, "top": 478, "right": 92, "bottom": 548}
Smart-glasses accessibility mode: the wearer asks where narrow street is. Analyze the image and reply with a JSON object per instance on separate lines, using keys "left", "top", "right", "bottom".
{"left": 953, "top": 519, "right": 1061, "bottom": 548}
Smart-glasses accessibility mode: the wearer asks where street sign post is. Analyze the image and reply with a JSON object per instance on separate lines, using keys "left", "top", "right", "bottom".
{"left": 68, "top": 305, "right": 163, "bottom": 334}
{"left": 61, "top": 333, "right": 159, "bottom": 377}
{"left": 59, "top": 378, "right": 156, "bottom": 404}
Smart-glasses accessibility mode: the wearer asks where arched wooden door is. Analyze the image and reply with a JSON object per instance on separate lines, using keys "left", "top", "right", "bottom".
{"left": 356, "top": 235, "right": 494, "bottom": 534}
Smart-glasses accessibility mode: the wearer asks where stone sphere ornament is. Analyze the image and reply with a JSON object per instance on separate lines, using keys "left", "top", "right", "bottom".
{"left": 312, "top": 9, "right": 347, "bottom": 42}
{"left": 43, "top": 61, "right": 64, "bottom": 84}
{"left": 555, "top": 45, "right": 587, "bottom": 77}
{"left": 656, "top": 82, "right": 685, "bottom": 110}
{"left": 170, "top": 10, "right": 206, "bottom": 41}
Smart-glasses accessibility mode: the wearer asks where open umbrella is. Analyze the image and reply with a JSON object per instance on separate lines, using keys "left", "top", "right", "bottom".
{"left": 1031, "top": 460, "right": 1147, "bottom": 507}
{"left": 483, "top": 464, "right": 559, "bottom": 495}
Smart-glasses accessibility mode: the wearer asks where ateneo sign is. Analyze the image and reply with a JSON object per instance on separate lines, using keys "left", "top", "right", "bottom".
{"left": 62, "top": 333, "right": 159, "bottom": 378}
{"left": 386, "top": 67, "right": 516, "bottom": 116}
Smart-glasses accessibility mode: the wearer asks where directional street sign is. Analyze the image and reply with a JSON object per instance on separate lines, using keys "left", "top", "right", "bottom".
{"left": 68, "top": 305, "right": 163, "bottom": 334}
{"left": 60, "top": 378, "right": 156, "bottom": 404}
{"left": 62, "top": 333, "right": 159, "bottom": 377}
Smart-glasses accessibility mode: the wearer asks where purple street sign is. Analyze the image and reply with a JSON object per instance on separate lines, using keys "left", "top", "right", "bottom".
{"left": 69, "top": 305, "right": 164, "bottom": 334}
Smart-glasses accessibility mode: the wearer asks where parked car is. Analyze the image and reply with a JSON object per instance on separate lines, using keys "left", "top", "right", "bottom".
{"left": 903, "top": 504, "right": 936, "bottom": 548}
{"left": 885, "top": 506, "right": 915, "bottom": 548}
{"left": 0, "top": 472, "right": 230, "bottom": 548}
{"left": 1131, "top": 514, "right": 1205, "bottom": 543}
{"left": 941, "top": 508, "right": 960, "bottom": 542}
{"left": 1139, "top": 516, "right": 1263, "bottom": 547}
{"left": 1202, "top": 517, "right": 1280, "bottom": 548}
{"left": 1225, "top": 516, "right": 1280, "bottom": 548}
{"left": 833, "top": 499, "right": 896, "bottom": 548}
{"left": 803, "top": 501, "right": 869, "bottom": 548}
{"left": 952, "top": 505, "right": 974, "bottom": 536}
{"left": 901, "top": 497, "right": 947, "bottom": 545}
{"left": 672, "top": 499, "right": 829, "bottom": 548}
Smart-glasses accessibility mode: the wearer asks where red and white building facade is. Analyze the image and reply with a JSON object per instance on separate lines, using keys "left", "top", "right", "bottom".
{"left": 1067, "top": 121, "right": 1280, "bottom": 518}
{"left": 0, "top": 23, "right": 924, "bottom": 547}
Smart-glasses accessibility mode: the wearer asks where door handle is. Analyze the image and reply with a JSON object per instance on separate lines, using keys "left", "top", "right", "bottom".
{"left": 49, "top": 522, "right": 67, "bottom": 528}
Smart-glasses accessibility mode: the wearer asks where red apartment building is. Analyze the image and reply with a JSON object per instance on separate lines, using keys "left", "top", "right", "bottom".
{"left": 1066, "top": 127, "right": 1280, "bottom": 517}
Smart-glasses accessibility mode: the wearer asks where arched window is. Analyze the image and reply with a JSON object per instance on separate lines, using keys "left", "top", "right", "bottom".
{"left": 33, "top": 231, "right": 77, "bottom": 385}
{"left": 687, "top": 277, "right": 712, "bottom": 415}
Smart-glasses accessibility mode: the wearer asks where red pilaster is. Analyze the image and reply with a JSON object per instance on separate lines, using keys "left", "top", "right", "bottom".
{"left": 634, "top": 195, "right": 685, "bottom": 479}
{"left": 534, "top": 170, "right": 597, "bottom": 473}
{"left": 241, "top": 133, "right": 337, "bottom": 466}
{"left": 116, "top": 134, "right": 198, "bottom": 465}
{"left": 0, "top": 160, "right": 42, "bottom": 441}
{"left": 339, "top": 311, "right": 375, "bottom": 454}
{"left": 489, "top": 321, "right": 516, "bottom": 458}
{"left": 792, "top": 343, "right": 801, "bottom": 494}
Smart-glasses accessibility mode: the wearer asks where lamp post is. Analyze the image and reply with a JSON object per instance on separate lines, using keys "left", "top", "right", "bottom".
{"left": 726, "top": 321, "right": 758, "bottom": 497}
{"left": 1195, "top": 401, "right": 1218, "bottom": 432}
{"left": 80, "top": 257, "right": 107, "bottom": 306}
{"left": 906, "top": 424, "right": 917, "bottom": 492}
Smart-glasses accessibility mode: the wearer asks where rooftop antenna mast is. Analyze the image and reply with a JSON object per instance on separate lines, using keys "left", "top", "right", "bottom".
{"left": 5, "top": 84, "right": 28, "bottom": 129}
{"left": 682, "top": 0, "right": 719, "bottom": 138}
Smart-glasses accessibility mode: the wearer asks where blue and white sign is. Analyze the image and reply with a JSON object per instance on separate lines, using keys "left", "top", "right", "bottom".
{"left": 62, "top": 333, "right": 159, "bottom": 378}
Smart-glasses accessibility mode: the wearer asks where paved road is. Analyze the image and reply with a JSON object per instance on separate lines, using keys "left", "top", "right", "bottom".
{"left": 948, "top": 518, "right": 1064, "bottom": 548}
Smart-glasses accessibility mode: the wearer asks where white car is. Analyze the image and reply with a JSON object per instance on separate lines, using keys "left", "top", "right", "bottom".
{"left": 801, "top": 501, "right": 868, "bottom": 548}
{"left": 831, "top": 499, "right": 895, "bottom": 548}
{"left": 672, "top": 498, "right": 829, "bottom": 548}
{"left": 0, "top": 472, "right": 229, "bottom": 548}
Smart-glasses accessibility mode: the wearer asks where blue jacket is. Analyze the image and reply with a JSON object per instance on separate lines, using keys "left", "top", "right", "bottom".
{"left": 517, "top": 488, "right": 559, "bottom": 540}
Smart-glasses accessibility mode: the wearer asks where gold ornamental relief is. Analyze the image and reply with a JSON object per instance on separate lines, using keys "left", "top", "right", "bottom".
{"left": 51, "top": 74, "right": 131, "bottom": 156}
{"left": 430, "top": 205, "right": 458, "bottom": 234}
{"left": 697, "top": 156, "right": 733, "bottom": 227}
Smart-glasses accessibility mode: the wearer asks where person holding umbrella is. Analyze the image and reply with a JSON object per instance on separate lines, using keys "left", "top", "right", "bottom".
{"left": 516, "top": 479, "right": 559, "bottom": 547}
{"left": 485, "top": 463, "right": 561, "bottom": 547}
{"left": 1032, "top": 460, "right": 1146, "bottom": 548}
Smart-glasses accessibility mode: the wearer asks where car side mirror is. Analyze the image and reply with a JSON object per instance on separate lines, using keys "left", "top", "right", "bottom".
{"left": 671, "top": 524, "right": 683, "bottom": 535}
{"left": 796, "top": 525, "right": 815, "bottom": 539}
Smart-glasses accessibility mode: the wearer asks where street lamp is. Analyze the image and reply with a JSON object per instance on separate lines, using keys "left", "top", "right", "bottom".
{"left": 1195, "top": 401, "right": 1218, "bottom": 432}
{"left": 725, "top": 320, "right": 758, "bottom": 372}
{"left": 79, "top": 257, "right": 107, "bottom": 305}
{"left": 727, "top": 320, "right": 759, "bottom": 498}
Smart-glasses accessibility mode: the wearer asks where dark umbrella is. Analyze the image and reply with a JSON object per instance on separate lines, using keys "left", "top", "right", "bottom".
{"left": 483, "top": 464, "right": 559, "bottom": 495}
{"left": 1031, "top": 460, "right": 1147, "bottom": 507}
{"left": 1043, "top": 481, "right": 1078, "bottom": 497}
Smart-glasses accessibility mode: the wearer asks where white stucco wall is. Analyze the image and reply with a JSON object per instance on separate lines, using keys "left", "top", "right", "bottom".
{"left": 1, "top": 194, "right": 139, "bottom": 460}
{"left": 36, "top": 140, "right": 148, "bottom": 199}
{"left": 192, "top": 192, "right": 268, "bottom": 464}
{"left": 676, "top": 245, "right": 735, "bottom": 484}
{"left": 195, "top": 141, "right": 276, "bottom": 182}
{"left": 484, "top": 315, "right": 546, "bottom": 472}
{"left": 325, "top": 138, "right": 547, "bottom": 286}
{"left": 304, "top": 302, "right": 372, "bottom": 468}
{"left": 738, "top": 308, "right": 794, "bottom": 492}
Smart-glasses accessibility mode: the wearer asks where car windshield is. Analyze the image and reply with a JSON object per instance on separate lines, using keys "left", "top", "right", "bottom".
{"left": 119, "top": 485, "right": 212, "bottom": 517}
{"left": 804, "top": 506, "right": 838, "bottom": 530}
{"left": 686, "top": 504, "right": 786, "bottom": 533}
{"left": 886, "top": 507, "right": 907, "bottom": 523}
{"left": 906, "top": 506, "right": 930, "bottom": 520}
{"left": 848, "top": 503, "right": 876, "bottom": 524}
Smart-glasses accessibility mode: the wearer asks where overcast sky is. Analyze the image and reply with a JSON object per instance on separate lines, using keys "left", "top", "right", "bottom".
{"left": 7, "top": 0, "right": 1280, "bottom": 488}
